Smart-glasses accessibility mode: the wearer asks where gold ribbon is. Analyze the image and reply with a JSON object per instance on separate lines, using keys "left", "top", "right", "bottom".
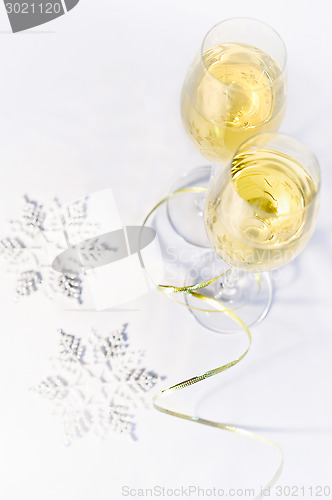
{"left": 142, "top": 187, "right": 283, "bottom": 499}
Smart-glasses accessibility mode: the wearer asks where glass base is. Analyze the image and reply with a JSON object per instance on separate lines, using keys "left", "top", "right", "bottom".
{"left": 167, "top": 165, "right": 212, "bottom": 248}
{"left": 185, "top": 251, "right": 273, "bottom": 333}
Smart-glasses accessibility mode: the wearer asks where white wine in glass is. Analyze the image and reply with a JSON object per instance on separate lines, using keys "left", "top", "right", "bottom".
{"left": 168, "top": 18, "right": 287, "bottom": 247}
{"left": 205, "top": 145, "right": 318, "bottom": 272}
{"left": 181, "top": 42, "right": 286, "bottom": 164}
{"left": 186, "top": 133, "right": 320, "bottom": 333}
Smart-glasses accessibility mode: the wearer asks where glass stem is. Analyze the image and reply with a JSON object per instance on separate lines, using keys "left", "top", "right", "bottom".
{"left": 195, "top": 162, "right": 220, "bottom": 216}
{"left": 215, "top": 267, "right": 240, "bottom": 300}
{"left": 223, "top": 267, "right": 239, "bottom": 288}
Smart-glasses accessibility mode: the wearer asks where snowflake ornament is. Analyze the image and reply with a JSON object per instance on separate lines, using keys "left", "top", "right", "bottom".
{"left": 31, "top": 324, "right": 163, "bottom": 445}
{"left": 0, "top": 194, "right": 100, "bottom": 304}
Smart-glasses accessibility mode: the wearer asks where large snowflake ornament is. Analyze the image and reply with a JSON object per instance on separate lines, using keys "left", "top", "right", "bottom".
{"left": 31, "top": 324, "right": 163, "bottom": 445}
{"left": 0, "top": 194, "right": 100, "bottom": 303}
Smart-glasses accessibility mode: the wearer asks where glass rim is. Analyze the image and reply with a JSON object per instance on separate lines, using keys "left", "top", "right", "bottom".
{"left": 200, "top": 17, "right": 288, "bottom": 91}
{"left": 216, "top": 132, "right": 321, "bottom": 220}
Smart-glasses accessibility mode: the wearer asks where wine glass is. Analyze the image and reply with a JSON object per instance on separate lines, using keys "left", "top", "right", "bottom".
{"left": 168, "top": 18, "right": 287, "bottom": 247}
{"left": 185, "top": 133, "right": 320, "bottom": 333}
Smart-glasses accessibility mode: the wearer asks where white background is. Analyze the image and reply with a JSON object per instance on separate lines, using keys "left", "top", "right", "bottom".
{"left": 0, "top": 1, "right": 331, "bottom": 499}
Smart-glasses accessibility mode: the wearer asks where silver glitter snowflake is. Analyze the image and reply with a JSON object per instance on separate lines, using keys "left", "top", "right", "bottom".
{"left": 0, "top": 194, "right": 100, "bottom": 303}
{"left": 31, "top": 324, "right": 163, "bottom": 445}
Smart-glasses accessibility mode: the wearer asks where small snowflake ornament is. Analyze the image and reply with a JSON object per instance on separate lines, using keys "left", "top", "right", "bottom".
{"left": 31, "top": 325, "right": 163, "bottom": 445}
{"left": 0, "top": 193, "right": 100, "bottom": 304}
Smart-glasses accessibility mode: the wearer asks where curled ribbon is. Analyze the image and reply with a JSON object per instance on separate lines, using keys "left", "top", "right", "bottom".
{"left": 142, "top": 187, "right": 283, "bottom": 499}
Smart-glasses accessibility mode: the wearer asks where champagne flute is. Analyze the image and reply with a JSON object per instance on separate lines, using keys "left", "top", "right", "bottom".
{"left": 168, "top": 18, "right": 287, "bottom": 247}
{"left": 185, "top": 133, "right": 320, "bottom": 333}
